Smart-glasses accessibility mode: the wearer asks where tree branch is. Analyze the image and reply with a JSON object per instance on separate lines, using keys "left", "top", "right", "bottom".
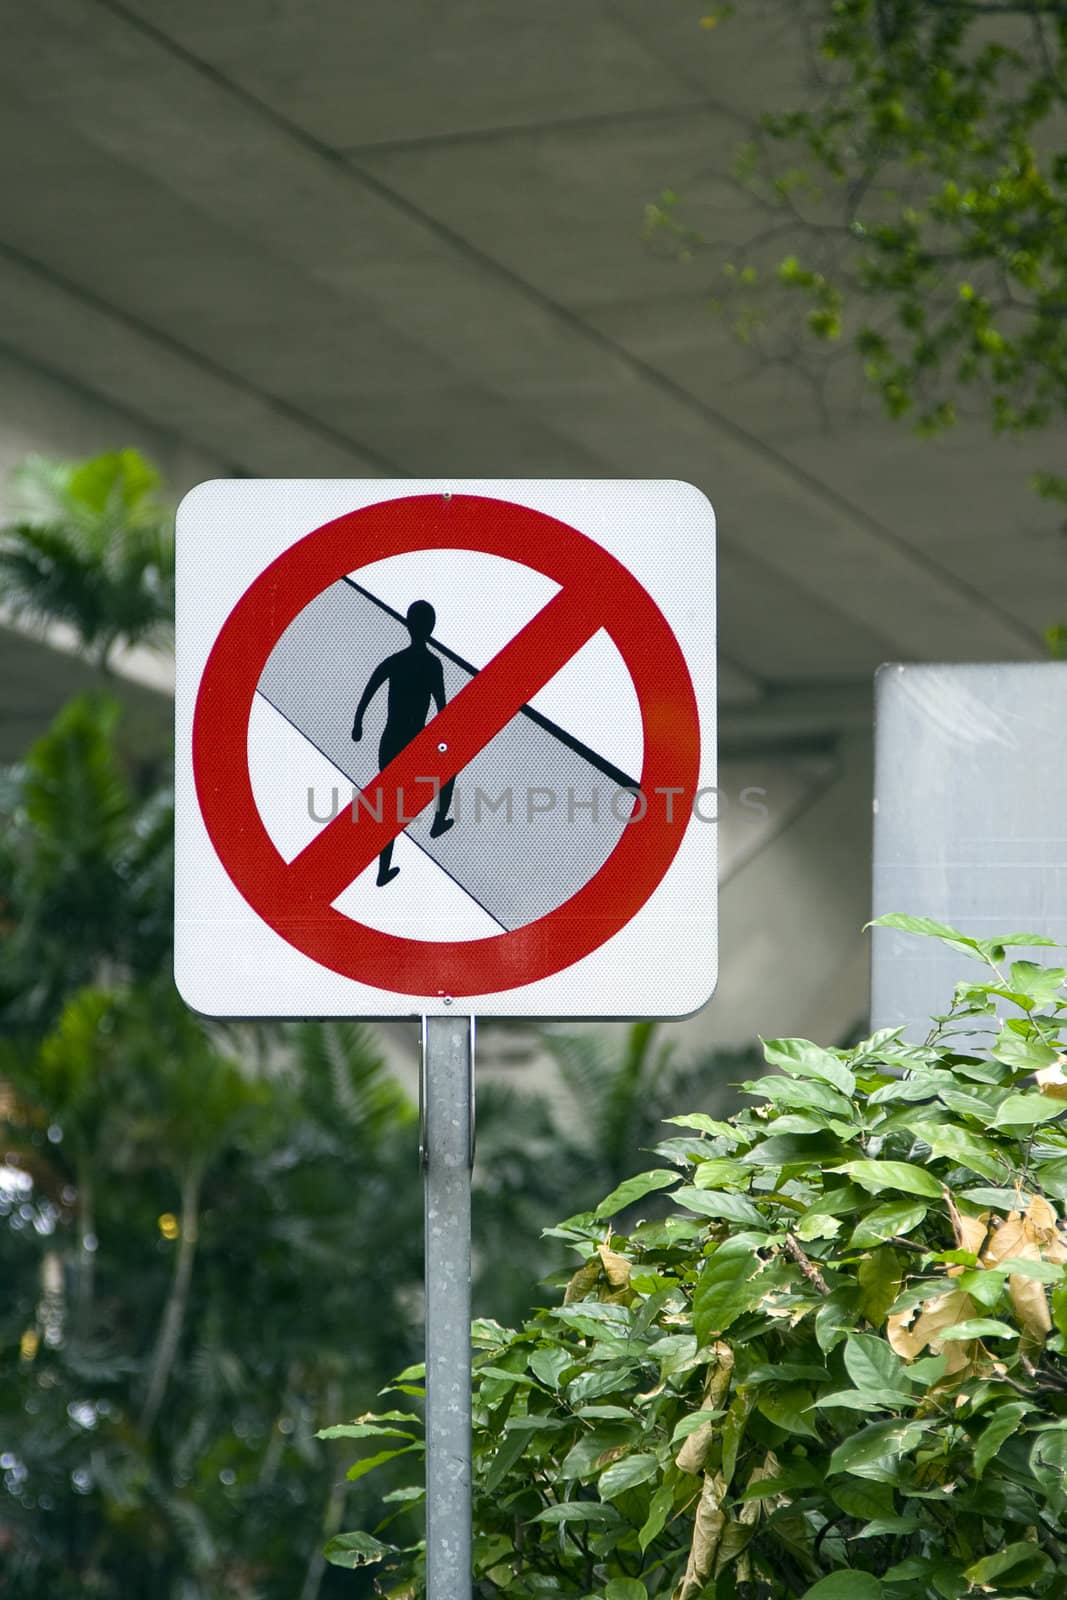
{"left": 784, "top": 1232, "right": 832, "bottom": 1295}
{"left": 140, "top": 1159, "right": 203, "bottom": 1433}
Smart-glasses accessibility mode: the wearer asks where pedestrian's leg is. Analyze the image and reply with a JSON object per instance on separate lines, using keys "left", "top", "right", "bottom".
{"left": 377, "top": 839, "right": 400, "bottom": 886}
{"left": 430, "top": 776, "right": 455, "bottom": 839}
{"left": 376, "top": 729, "right": 403, "bottom": 885}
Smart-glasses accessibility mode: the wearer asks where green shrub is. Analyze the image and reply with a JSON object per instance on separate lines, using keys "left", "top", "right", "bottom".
{"left": 326, "top": 919, "right": 1067, "bottom": 1598}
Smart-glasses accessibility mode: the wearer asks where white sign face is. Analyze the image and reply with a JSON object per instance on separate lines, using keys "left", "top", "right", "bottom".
{"left": 174, "top": 480, "right": 716, "bottom": 1019}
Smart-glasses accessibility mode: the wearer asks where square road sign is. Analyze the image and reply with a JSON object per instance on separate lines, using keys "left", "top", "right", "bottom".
{"left": 175, "top": 479, "right": 716, "bottom": 1018}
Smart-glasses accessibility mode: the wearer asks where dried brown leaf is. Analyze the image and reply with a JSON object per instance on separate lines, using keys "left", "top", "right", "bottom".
{"left": 597, "top": 1245, "right": 631, "bottom": 1288}
{"left": 675, "top": 1420, "right": 716, "bottom": 1476}
{"left": 563, "top": 1258, "right": 601, "bottom": 1305}
{"left": 887, "top": 1305, "right": 924, "bottom": 1362}
{"left": 983, "top": 1213, "right": 1031, "bottom": 1268}
{"left": 1010, "top": 1272, "right": 1052, "bottom": 1341}
{"left": 737, "top": 1452, "right": 781, "bottom": 1528}
{"left": 705, "top": 1341, "right": 735, "bottom": 1410}
{"left": 1036, "top": 1063, "right": 1067, "bottom": 1101}
{"left": 673, "top": 1471, "right": 727, "bottom": 1600}
{"left": 890, "top": 1287, "right": 977, "bottom": 1374}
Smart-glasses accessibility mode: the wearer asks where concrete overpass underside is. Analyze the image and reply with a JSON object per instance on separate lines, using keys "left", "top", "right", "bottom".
{"left": 1, "top": 1, "right": 1056, "bottom": 1062}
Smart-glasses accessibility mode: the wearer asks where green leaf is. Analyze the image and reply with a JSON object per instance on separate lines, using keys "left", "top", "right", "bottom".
{"left": 937, "top": 1087, "right": 996, "bottom": 1122}
{"left": 594, "top": 1169, "right": 679, "bottom": 1218}
{"left": 858, "top": 1248, "right": 904, "bottom": 1325}
{"left": 831, "top": 1480, "right": 894, "bottom": 1520}
{"left": 693, "top": 1248, "right": 763, "bottom": 1343}
{"left": 997, "top": 1257, "right": 1065, "bottom": 1283}
{"left": 529, "top": 1345, "right": 573, "bottom": 1389}
{"left": 838, "top": 1160, "right": 943, "bottom": 1199}
{"left": 803, "top": 1184, "right": 867, "bottom": 1219}
{"left": 815, "top": 1287, "right": 861, "bottom": 1352}
{"left": 69, "top": 447, "right": 160, "bottom": 513}
{"left": 854, "top": 1515, "right": 920, "bottom": 1539}
{"left": 664, "top": 1114, "right": 741, "bottom": 1142}
{"left": 955, "top": 1268, "right": 1007, "bottom": 1309}
{"left": 742, "top": 1075, "right": 856, "bottom": 1122}
{"left": 756, "top": 1384, "right": 819, "bottom": 1438}
{"left": 937, "top": 1318, "right": 1018, "bottom": 1341}
{"left": 605, "top": 1581, "right": 648, "bottom": 1600}
{"left": 761, "top": 1036, "right": 857, "bottom": 1098}
{"left": 673, "top": 1187, "right": 764, "bottom": 1227}
{"left": 638, "top": 1481, "right": 674, "bottom": 1552}
{"left": 910, "top": 1121, "right": 1005, "bottom": 1181}
{"left": 869, "top": 1074, "right": 942, "bottom": 1107}
{"left": 317, "top": 1422, "right": 417, "bottom": 1442}
{"left": 561, "top": 1425, "right": 636, "bottom": 1481}
{"left": 801, "top": 1575, "right": 882, "bottom": 1600}
{"left": 598, "top": 1452, "right": 659, "bottom": 1498}
{"left": 324, "top": 1531, "right": 392, "bottom": 1569}
{"left": 850, "top": 1200, "right": 927, "bottom": 1248}
{"left": 829, "top": 1419, "right": 930, "bottom": 1481}
{"left": 743, "top": 1131, "right": 848, "bottom": 1166}
{"left": 816, "top": 1389, "right": 914, "bottom": 1411}
{"left": 961, "top": 1186, "right": 1036, "bottom": 1210}
{"left": 720, "top": 1391, "right": 751, "bottom": 1486}
{"left": 965, "top": 1541, "right": 1052, "bottom": 1586}
{"left": 691, "top": 1157, "right": 749, "bottom": 1189}
{"left": 992, "top": 1031, "right": 1058, "bottom": 1072}
{"left": 504, "top": 1414, "right": 568, "bottom": 1432}
{"left": 1009, "top": 961, "right": 1065, "bottom": 1004}
{"left": 1034, "top": 1157, "right": 1067, "bottom": 1200}
{"left": 797, "top": 1211, "right": 842, "bottom": 1242}
{"left": 532, "top": 1501, "right": 621, "bottom": 1525}
{"left": 475, "top": 1366, "right": 538, "bottom": 1387}
{"left": 484, "top": 1426, "right": 533, "bottom": 1494}
{"left": 994, "top": 1093, "right": 1065, "bottom": 1128}
{"left": 744, "top": 1363, "right": 830, "bottom": 1385}
{"left": 973, "top": 1402, "right": 1032, "bottom": 1478}
{"left": 868, "top": 913, "right": 981, "bottom": 958}
{"left": 843, "top": 1334, "right": 908, "bottom": 1393}
{"left": 670, "top": 1408, "right": 724, "bottom": 1444}
{"left": 648, "top": 1333, "right": 697, "bottom": 1379}
{"left": 346, "top": 1445, "right": 420, "bottom": 1481}
{"left": 567, "top": 1364, "right": 638, "bottom": 1405}
{"left": 1053, "top": 1278, "right": 1067, "bottom": 1340}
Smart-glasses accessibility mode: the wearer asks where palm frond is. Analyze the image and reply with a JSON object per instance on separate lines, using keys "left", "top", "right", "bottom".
{"left": 1, "top": 449, "right": 174, "bottom": 665}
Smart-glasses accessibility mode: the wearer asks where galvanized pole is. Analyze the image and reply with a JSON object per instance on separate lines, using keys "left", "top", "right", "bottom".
{"left": 420, "top": 1014, "right": 475, "bottom": 1600}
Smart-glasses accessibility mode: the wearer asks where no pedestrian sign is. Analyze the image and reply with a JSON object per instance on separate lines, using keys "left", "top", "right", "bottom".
{"left": 175, "top": 481, "right": 717, "bottom": 1018}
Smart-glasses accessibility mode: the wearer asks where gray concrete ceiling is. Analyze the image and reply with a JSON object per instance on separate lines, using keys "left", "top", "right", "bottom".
{"left": 1, "top": 0, "right": 1059, "bottom": 746}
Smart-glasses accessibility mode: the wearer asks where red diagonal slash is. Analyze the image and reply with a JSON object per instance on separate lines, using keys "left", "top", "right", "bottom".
{"left": 284, "top": 583, "right": 605, "bottom": 911}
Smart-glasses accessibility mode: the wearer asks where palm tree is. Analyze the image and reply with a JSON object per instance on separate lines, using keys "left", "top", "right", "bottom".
{"left": 0, "top": 449, "right": 174, "bottom": 673}
{"left": 0, "top": 692, "right": 173, "bottom": 1031}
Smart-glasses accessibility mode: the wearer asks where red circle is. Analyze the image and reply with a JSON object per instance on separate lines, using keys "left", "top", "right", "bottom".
{"left": 192, "top": 494, "right": 700, "bottom": 997}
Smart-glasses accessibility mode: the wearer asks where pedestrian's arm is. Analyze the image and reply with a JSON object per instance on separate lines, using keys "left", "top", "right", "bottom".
{"left": 352, "top": 662, "right": 389, "bottom": 740}
{"left": 431, "top": 657, "right": 446, "bottom": 715}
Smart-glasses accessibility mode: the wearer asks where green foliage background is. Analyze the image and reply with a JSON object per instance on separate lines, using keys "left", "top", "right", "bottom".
{"left": 0, "top": 451, "right": 743, "bottom": 1597}
{"left": 336, "top": 921, "right": 1067, "bottom": 1598}
{"left": 648, "top": 1, "right": 1067, "bottom": 537}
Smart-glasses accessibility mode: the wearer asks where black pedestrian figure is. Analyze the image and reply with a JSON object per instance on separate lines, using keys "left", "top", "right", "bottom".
{"left": 352, "top": 599, "right": 455, "bottom": 886}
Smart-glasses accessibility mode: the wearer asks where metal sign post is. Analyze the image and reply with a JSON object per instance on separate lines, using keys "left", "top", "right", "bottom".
{"left": 420, "top": 1015, "right": 475, "bottom": 1599}
{"left": 175, "top": 479, "right": 717, "bottom": 1595}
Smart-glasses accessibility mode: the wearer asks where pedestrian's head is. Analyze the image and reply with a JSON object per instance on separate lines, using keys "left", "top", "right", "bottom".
{"left": 406, "top": 600, "right": 435, "bottom": 643}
